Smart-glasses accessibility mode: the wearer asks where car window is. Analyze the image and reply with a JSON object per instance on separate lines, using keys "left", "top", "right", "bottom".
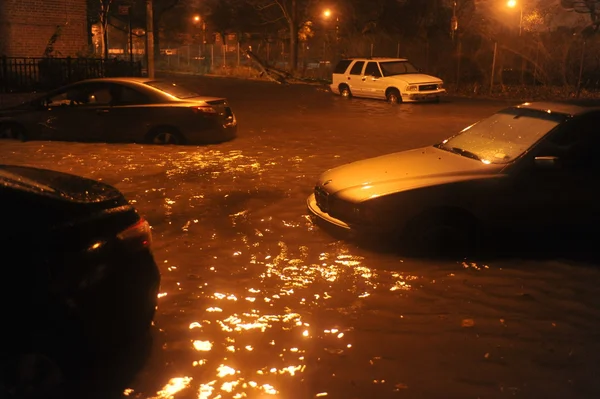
{"left": 379, "top": 61, "right": 419, "bottom": 76}
{"left": 86, "top": 86, "right": 112, "bottom": 105}
{"left": 334, "top": 60, "right": 352, "bottom": 74}
{"left": 46, "top": 84, "right": 114, "bottom": 107}
{"left": 365, "top": 62, "right": 382, "bottom": 77}
{"left": 542, "top": 113, "right": 600, "bottom": 172}
{"left": 45, "top": 91, "right": 71, "bottom": 107}
{"left": 115, "top": 86, "right": 151, "bottom": 105}
{"left": 349, "top": 61, "right": 365, "bottom": 75}
{"left": 546, "top": 114, "right": 599, "bottom": 147}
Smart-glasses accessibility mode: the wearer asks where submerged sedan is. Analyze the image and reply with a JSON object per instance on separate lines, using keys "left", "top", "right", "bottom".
{"left": 307, "top": 101, "right": 600, "bottom": 254}
{"left": 0, "top": 77, "right": 237, "bottom": 145}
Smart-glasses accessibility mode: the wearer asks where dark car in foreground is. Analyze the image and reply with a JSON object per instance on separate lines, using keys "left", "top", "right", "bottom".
{"left": 308, "top": 101, "right": 600, "bottom": 254}
{"left": 0, "top": 77, "right": 237, "bottom": 145}
{"left": 0, "top": 165, "right": 160, "bottom": 396}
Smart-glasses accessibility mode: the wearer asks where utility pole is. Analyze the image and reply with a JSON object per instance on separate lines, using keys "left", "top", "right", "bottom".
{"left": 128, "top": 6, "right": 134, "bottom": 64}
{"left": 290, "top": 0, "right": 297, "bottom": 72}
{"left": 146, "top": 0, "right": 155, "bottom": 79}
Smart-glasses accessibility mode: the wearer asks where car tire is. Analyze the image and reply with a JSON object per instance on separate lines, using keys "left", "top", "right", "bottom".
{"left": 339, "top": 85, "right": 352, "bottom": 98}
{"left": 404, "top": 210, "right": 480, "bottom": 257}
{"left": 0, "top": 122, "right": 27, "bottom": 141}
{"left": 386, "top": 89, "right": 401, "bottom": 104}
{"left": 147, "top": 128, "right": 184, "bottom": 145}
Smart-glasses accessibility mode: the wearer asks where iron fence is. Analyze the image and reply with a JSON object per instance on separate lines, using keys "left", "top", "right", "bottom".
{"left": 0, "top": 57, "right": 143, "bottom": 93}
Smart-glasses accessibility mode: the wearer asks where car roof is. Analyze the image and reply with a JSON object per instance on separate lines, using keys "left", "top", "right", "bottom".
{"left": 342, "top": 57, "right": 409, "bottom": 62}
{"left": 515, "top": 101, "right": 600, "bottom": 117}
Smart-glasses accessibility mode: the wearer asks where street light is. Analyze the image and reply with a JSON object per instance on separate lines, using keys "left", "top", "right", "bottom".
{"left": 507, "top": 0, "right": 523, "bottom": 36}
{"left": 323, "top": 9, "right": 331, "bottom": 18}
{"left": 193, "top": 15, "right": 201, "bottom": 22}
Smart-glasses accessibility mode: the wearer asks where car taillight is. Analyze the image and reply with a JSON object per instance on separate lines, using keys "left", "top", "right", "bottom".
{"left": 117, "top": 218, "right": 152, "bottom": 250}
{"left": 192, "top": 106, "right": 217, "bottom": 114}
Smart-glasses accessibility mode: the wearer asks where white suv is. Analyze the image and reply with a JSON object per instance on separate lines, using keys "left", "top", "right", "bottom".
{"left": 330, "top": 57, "right": 446, "bottom": 103}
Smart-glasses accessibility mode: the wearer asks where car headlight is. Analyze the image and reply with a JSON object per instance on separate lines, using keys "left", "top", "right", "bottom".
{"left": 406, "top": 85, "right": 418, "bottom": 92}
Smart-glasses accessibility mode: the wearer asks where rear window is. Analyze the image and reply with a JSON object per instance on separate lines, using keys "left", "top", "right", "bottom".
{"left": 145, "top": 81, "right": 200, "bottom": 99}
{"left": 333, "top": 59, "right": 352, "bottom": 74}
{"left": 349, "top": 61, "right": 365, "bottom": 75}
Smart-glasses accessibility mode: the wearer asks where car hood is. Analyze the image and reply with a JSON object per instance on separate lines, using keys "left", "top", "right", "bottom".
{"left": 316, "top": 146, "right": 503, "bottom": 201}
{"left": 388, "top": 73, "right": 442, "bottom": 84}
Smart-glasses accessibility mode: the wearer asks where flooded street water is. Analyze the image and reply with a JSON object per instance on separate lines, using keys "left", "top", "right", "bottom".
{"left": 2, "top": 76, "right": 600, "bottom": 398}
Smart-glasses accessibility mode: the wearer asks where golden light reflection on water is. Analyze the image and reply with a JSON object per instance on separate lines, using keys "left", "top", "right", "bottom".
{"left": 151, "top": 377, "right": 192, "bottom": 399}
{"left": 154, "top": 229, "right": 423, "bottom": 397}
{"left": 193, "top": 340, "right": 213, "bottom": 351}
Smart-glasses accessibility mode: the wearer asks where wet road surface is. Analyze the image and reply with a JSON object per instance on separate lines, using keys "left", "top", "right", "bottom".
{"left": 2, "top": 76, "right": 600, "bottom": 398}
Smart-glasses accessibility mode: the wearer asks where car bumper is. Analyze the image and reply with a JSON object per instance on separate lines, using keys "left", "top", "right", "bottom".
{"left": 403, "top": 89, "right": 446, "bottom": 102}
{"left": 329, "top": 84, "right": 340, "bottom": 95}
{"left": 85, "top": 248, "right": 160, "bottom": 344}
{"left": 307, "top": 194, "right": 383, "bottom": 239}
{"left": 188, "top": 123, "right": 238, "bottom": 144}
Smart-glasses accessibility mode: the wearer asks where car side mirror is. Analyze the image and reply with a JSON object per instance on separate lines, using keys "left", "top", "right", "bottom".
{"left": 534, "top": 156, "right": 560, "bottom": 169}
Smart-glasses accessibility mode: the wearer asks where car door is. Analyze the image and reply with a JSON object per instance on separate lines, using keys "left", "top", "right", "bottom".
{"left": 360, "top": 62, "right": 384, "bottom": 98}
{"left": 92, "top": 83, "right": 155, "bottom": 143}
{"left": 39, "top": 83, "right": 114, "bottom": 142}
{"left": 346, "top": 61, "right": 365, "bottom": 96}
{"left": 495, "top": 114, "right": 600, "bottom": 233}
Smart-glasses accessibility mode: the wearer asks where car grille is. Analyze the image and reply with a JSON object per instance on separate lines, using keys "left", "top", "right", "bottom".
{"left": 315, "top": 185, "right": 329, "bottom": 212}
{"left": 419, "top": 84, "right": 438, "bottom": 91}
{"left": 315, "top": 186, "right": 359, "bottom": 223}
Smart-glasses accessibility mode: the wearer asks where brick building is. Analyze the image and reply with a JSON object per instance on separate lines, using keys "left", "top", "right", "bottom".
{"left": 0, "top": 0, "right": 88, "bottom": 57}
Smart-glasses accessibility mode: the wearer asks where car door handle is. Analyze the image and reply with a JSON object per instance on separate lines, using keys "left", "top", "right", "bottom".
{"left": 96, "top": 109, "right": 110, "bottom": 114}
{"left": 362, "top": 77, "right": 367, "bottom": 81}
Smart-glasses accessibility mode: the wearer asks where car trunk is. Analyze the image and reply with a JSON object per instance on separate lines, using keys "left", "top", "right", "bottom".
{"left": 205, "top": 99, "right": 235, "bottom": 125}
{"left": 0, "top": 165, "right": 139, "bottom": 246}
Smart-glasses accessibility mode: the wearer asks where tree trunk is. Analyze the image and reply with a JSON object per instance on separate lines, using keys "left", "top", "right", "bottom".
{"left": 102, "top": 20, "right": 109, "bottom": 59}
{"left": 289, "top": 0, "right": 298, "bottom": 73}
{"left": 153, "top": 21, "right": 161, "bottom": 61}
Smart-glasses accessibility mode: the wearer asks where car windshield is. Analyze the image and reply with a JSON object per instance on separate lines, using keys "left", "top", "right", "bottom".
{"left": 379, "top": 61, "right": 419, "bottom": 76}
{"left": 435, "top": 107, "right": 567, "bottom": 164}
{"left": 145, "top": 81, "right": 200, "bottom": 99}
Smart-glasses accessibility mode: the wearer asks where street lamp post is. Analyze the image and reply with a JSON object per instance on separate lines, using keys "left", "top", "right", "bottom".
{"left": 507, "top": 0, "right": 523, "bottom": 36}
{"left": 323, "top": 9, "right": 339, "bottom": 41}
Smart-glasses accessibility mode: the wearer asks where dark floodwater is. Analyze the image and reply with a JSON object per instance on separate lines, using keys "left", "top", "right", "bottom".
{"left": 2, "top": 77, "right": 600, "bottom": 398}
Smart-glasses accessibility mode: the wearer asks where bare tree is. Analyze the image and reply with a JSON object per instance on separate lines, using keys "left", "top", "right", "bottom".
{"left": 561, "top": 0, "right": 600, "bottom": 33}
{"left": 99, "top": 0, "right": 113, "bottom": 59}
{"left": 247, "top": 0, "right": 310, "bottom": 73}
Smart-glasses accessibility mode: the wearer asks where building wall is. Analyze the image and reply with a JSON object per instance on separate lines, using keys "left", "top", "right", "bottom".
{"left": 0, "top": 0, "right": 88, "bottom": 57}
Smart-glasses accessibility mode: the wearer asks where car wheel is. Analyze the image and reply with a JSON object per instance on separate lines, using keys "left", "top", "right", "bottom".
{"left": 386, "top": 89, "right": 401, "bottom": 104}
{"left": 148, "top": 128, "right": 184, "bottom": 145}
{"left": 1, "top": 353, "right": 65, "bottom": 399}
{"left": 404, "top": 210, "right": 479, "bottom": 257}
{"left": 0, "top": 123, "right": 27, "bottom": 141}
{"left": 339, "top": 85, "right": 352, "bottom": 98}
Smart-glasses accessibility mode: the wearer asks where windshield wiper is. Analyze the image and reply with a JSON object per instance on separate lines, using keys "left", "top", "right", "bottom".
{"left": 436, "top": 144, "right": 481, "bottom": 161}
